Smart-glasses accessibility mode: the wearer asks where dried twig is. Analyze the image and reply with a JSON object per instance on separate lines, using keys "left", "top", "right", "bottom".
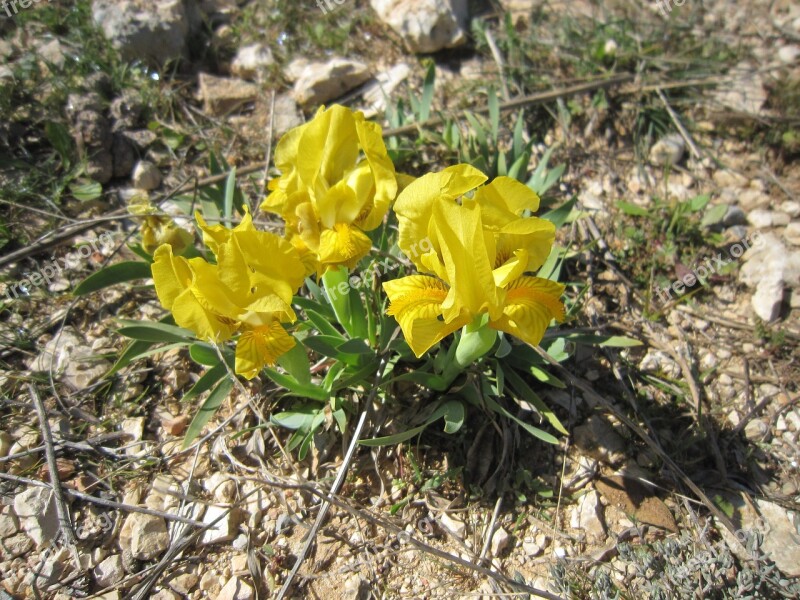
{"left": 28, "top": 383, "right": 79, "bottom": 559}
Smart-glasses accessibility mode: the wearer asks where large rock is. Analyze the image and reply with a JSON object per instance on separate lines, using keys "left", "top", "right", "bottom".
{"left": 370, "top": 0, "right": 468, "bottom": 53}
{"left": 288, "top": 57, "right": 371, "bottom": 107}
{"left": 719, "top": 496, "right": 800, "bottom": 578}
{"left": 230, "top": 44, "right": 275, "bottom": 80}
{"left": 198, "top": 73, "right": 259, "bottom": 116}
{"left": 92, "top": 0, "right": 197, "bottom": 65}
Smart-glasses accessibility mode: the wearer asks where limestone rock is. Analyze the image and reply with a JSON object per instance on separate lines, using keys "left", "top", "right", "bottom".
{"left": 132, "top": 160, "right": 162, "bottom": 190}
{"left": 92, "top": 0, "right": 197, "bottom": 65}
{"left": 570, "top": 490, "right": 606, "bottom": 539}
{"left": 198, "top": 73, "right": 259, "bottom": 116}
{"left": 27, "top": 327, "right": 111, "bottom": 391}
{"left": 490, "top": 526, "right": 511, "bottom": 556}
{"left": 120, "top": 513, "right": 170, "bottom": 560}
{"left": 94, "top": 554, "right": 124, "bottom": 587}
{"left": 370, "top": 0, "right": 468, "bottom": 53}
{"left": 289, "top": 57, "right": 371, "bottom": 107}
{"left": 217, "top": 576, "right": 254, "bottom": 600}
{"left": 649, "top": 134, "right": 685, "bottom": 166}
{"left": 13, "top": 487, "right": 59, "bottom": 547}
{"left": 231, "top": 44, "right": 274, "bottom": 80}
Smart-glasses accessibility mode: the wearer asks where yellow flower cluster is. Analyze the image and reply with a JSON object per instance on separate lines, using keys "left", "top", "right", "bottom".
{"left": 149, "top": 105, "right": 564, "bottom": 378}
{"left": 383, "top": 164, "right": 565, "bottom": 358}
{"left": 260, "top": 104, "right": 398, "bottom": 276}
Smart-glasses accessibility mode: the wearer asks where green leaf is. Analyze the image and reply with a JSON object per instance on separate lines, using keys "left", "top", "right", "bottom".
{"left": 45, "top": 122, "right": 73, "bottom": 167}
{"left": 189, "top": 343, "right": 220, "bottom": 366}
{"left": 105, "top": 339, "right": 155, "bottom": 378}
{"left": 484, "top": 395, "right": 559, "bottom": 444}
{"left": 304, "top": 309, "right": 344, "bottom": 338}
{"left": 277, "top": 340, "right": 312, "bottom": 385}
{"left": 504, "top": 368, "right": 568, "bottom": 435}
{"left": 182, "top": 377, "right": 234, "bottom": 449}
{"left": 74, "top": 261, "right": 153, "bottom": 296}
{"left": 264, "top": 368, "right": 328, "bottom": 401}
{"left": 360, "top": 399, "right": 465, "bottom": 446}
{"left": 530, "top": 365, "right": 566, "bottom": 388}
{"left": 223, "top": 167, "right": 236, "bottom": 227}
{"left": 337, "top": 339, "right": 373, "bottom": 355}
{"left": 701, "top": 203, "right": 729, "bottom": 228}
{"left": 117, "top": 321, "right": 195, "bottom": 343}
{"left": 70, "top": 180, "right": 103, "bottom": 202}
{"left": 616, "top": 201, "right": 650, "bottom": 217}
{"left": 541, "top": 197, "right": 577, "bottom": 229}
{"left": 183, "top": 362, "right": 227, "bottom": 402}
{"left": 322, "top": 267, "right": 354, "bottom": 335}
{"left": 563, "top": 334, "right": 643, "bottom": 347}
{"left": 488, "top": 87, "right": 500, "bottom": 141}
{"left": 688, "top": 194, "right": 710, "bottom": 212}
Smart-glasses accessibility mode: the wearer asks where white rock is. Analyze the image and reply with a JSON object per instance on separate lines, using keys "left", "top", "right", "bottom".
{"left": 649, "top": 134, "right": 685, "bottom": 166}
{"left": 92, "top": 0, "right": 195, "bottom": 64}
{"left": 289, "top": 57, "right": 371, "bottom": 107}
{"left": 713, "top": 62, "right": 767, "bottom": 114}
{"left": 202, "top": 505, "right": 237, "bottom": 544}
{"left": 490, "top": 526, "right": 511, "bottom": 557}
{"left": 522, "top": 538, "right": 542, "bottom": 556}
{"left": 778, "top": 45, "right": 800, "bottom": 64}
{"left": 744, "top": 419, "right": 770, "bottom": 442}
{"left": 217, "top": 576, "right": 254, "bottom": 600}
{"left": 0, "top": 505, "right": 20, "bottom": 538}
{"left": 785, "top": 222, "right": 800, "bottom": 246}
{"left": 198, "top": 73, "right": 259, "bottom": 116}
{"left": 751, "top": 273, "right": 784, "bottom": 322}
{"left": 780, "top": 200, "right": 800, "bottom": 218}
{"left": 26, "top": 326, "right": 111, "bottom": 391}
{"left": 203, "top": 473, "right": 236, "bottom": 504}
{"left": 271, "top": 93, "right": 303, "bottom": 138}
{"left": 132, "top": 160, "right": 162, "bottom": 190}
{"left": 748, "top": 209, "right": 774, "bottom": 229}
{"left": 570, "top": 490, "right": 606, "bottom": 538}
{"left": 120, "top": 513, "right": 170, "bottom": 560}
{"left": 370, "top": 0, "right": 468, "bottom": 53}
{"left": 230, "top": 44, "right": 274, "bottom": 80}
{"left": 361, "top": 62, "right": 412, "bottom": 116}
{"left": 13, "top": 487, "right": 59, "bottom": 547}
{"left": 94, "top": 554, "right": 124, "bottom": 587}
{"left": 720, "top": 497, "right": 800, "bottom": 577}
{"left": 438, "top": 512, "right": 466, "bottom": 538}
{"left": 121, "top": 416, "right": 146, "bottom": 457}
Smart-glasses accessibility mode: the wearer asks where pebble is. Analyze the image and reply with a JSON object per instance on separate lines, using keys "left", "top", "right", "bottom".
{"left": 438, "top": 512, "right": 466, "bottom": 538}
{"left": 94, "top": 554, "right": 124, "bottom": 587}
{"left": 490, "top": 526, "right": 511, "bottom": 557}
{"left": 744, "top": 419, "right": 770, "bottom": 442}
{"left": 132, "top": 160, "right": 162, "bottom": 191}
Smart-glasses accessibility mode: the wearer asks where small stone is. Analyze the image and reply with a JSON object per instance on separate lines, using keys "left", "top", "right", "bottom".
{"left": 217, "top": 576, "right": 254, "bottom": 600}
{"left": 522, "top": 538, "right": 542, "bottom": 556}
{"left": 203, "top": 473, "right": 236, "bottom": 504}
{"left": 722, "top": 206, "right": 747, "bottom": 227}
{"left": 94, "top": 554, "right": 124, "bottom": 587}
{"left": 778, "top": 45, "right": 800, "bottom": 64}
{"left": 121, "top": 513, "right": 170, "bottom": 560}
{"left": 0, "top": 505, "right": 20, "bottom": 538}
{"left": 570, "top": 490, "right": 606, "bottom": 538}
{"left": 748, "top": 209, "right": 777, "bottom": 229}
{"left": 202, "top": 506, "right": 238, "bottom": 545}
{"left": 490, "top": 526, "right": 511, "bottom": 557}
{"left": 780, "top": 201, "right": 800, "bottom": 218}
{"left": 198, "top": 73, "right": 259, "bottom": 117}
{"left": 290, "top": 57, "right": 371, "bottom": 107}
{"left": 230, "top": 44, "right": 274, "bottom": 80}
{"left": 199, "top": 571, "right": 220, "bottom": 595}
{"left": 744, "top": 419, "right": 770, "bottom": 442}
{"left": 132, "top": 160, "right": 162, "bottom": 190}
{"left": 649, "top": 134, "right": 685, "bottom": 166}
{"left": 2, "top": 532, "right": 34, "bottom": 557}
{"left": 167, "top": 572, "right": 199, "bottom": 594}
{"left": 160, "top": 414, "right": 189, "bottom": 436}
{"left": 438, "top": 512, "right": 466, "bottom": 538}
{"left": 713, "top": 170, "right": 747, "bottom": 188}
{"left": 751, "top": 274, "right": 784, "bottom": 322}
{"left": 785, "top": 222, "right": 800, "bottom": 246}
{"left": 0, "top": 430, "right": 12, "bottom": 457}
{"left": 13, "top": 487, "right": 59, "bottom": 547}
{"left": 151, "top": 590, "right": 180, "bottom": 600}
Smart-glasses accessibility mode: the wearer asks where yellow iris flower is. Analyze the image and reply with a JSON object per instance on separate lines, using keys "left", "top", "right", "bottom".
{"left": 383, "top": 164, "right": 565, "bottom": 358}
{"left": 260, "top": 104, "right": 397, "bottom": 274}
{"left": 151, "top": 210, "right": 305, "bottom": 379}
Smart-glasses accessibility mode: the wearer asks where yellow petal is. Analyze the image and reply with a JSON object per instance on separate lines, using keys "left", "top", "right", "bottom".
{"left": 235, "top": 322, "right": 296, "bottom": 379}
{"left": 353, "top": 115, "right": 397, "bottom": 231}
{"left": 151, "top": 245, "right": 193, "bottom": 310}
{"left": 394, "top": 164, "right": 487, "bottom": 272}
{"left": 431, "top": 198, "right": 502, "bottom": 322}
{"left": 492, "top": 248, "right": 529, "bottom": 288}
{"left": 476, "top": 176, "right": 541, "bottom": 217}
{"left": 383, "top": 275, "right": 470, "bottom": 358}
{"left": 490, "top": 276, "right": 565, "bottom": 347}
{"left": 318, "top": 223, "right": 372, "bottom": 270}
{"left": 496, "top": 217, "right": 555, "bottom": 272}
